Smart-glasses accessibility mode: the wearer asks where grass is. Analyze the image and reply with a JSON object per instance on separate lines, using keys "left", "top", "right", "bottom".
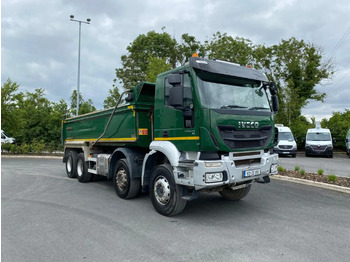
{"left": 278, "top": 166, "right": 285, "bottom": 172}
{"left": 328, "top": 174, "right": 337, "bottom": 182}
{"left": 300, "top": 169, "right": 306, "bottom": 175}
{"left": 317, "top": 169, "right": 324, "bottom": 175}
{"left": 294, "top": 166, "right": 300, "bottom": 172}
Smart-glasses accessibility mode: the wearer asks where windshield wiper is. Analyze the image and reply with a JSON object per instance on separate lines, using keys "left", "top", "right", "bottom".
{"left": 221, "top": 105, "right": 247, "bottom": 109}
{"left": 249, "top": 107, "right": 269, "bottom": 111}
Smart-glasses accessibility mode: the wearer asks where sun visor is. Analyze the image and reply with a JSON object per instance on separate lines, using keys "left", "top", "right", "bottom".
{"left": 189, "top": 57, "right": 268, "bottom": 82}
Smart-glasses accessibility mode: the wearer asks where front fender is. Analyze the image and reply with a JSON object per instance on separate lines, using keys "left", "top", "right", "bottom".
{"left": 149, "top": 141, "right": 181, "bottom": 167}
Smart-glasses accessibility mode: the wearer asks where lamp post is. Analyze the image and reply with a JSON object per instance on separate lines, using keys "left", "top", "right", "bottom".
{"left": 70, "top": 15, "right": 91, "bottom": 116}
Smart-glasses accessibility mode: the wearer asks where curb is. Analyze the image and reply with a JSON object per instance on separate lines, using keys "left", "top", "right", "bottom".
{"left": 271, "top": 175, "right": 350, "bottom": 195}
{"left": 1, "top": 155, "right": 62, "bottom": 159}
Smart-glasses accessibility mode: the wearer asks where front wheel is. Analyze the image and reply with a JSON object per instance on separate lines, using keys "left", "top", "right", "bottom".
{"left": 219, "top": 185, "right": 251, "bottom": 201}
{"left": 150, "top": 164, "right": 186, "bottom": 216}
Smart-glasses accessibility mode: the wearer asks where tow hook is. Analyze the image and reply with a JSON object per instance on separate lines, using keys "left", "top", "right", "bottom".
{"left": 256, "top": 176, "right": 270, "bottom": 184}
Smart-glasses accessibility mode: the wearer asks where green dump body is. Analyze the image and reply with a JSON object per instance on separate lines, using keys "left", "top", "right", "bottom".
{"left": 62, "top": 82, "right": 155, "bottom": 149}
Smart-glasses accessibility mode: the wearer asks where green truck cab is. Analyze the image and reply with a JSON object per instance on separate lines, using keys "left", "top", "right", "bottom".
{"left": 62, "top": 56, "right": 279, "bottom": 216}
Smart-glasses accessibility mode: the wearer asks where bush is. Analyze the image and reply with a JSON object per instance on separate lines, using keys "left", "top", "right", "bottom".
{"left": 278, "top": 166, "right": 285, "bottom": 172}
{"left": 328, "top": 175, "right": 337, "bottom": 182}
{"left": 300, "top": 169, "right": 306, "bottom": 175}
{"left": 31, "top": 139, "right": 46, "bottom": 154}
{"left": 1, "top": 143, "right": 13, "bottom": 153}
{"left": 317, "top": 169, "right": 324, "bottom": 175}
{"left": 19, "top": 143, "right": 31, "bottom": 154}
{"left": 295, "top": 166, "right": 300, "bottom": 172}
{"left": 9, "top": 144, "right": 18, "bottom": 154}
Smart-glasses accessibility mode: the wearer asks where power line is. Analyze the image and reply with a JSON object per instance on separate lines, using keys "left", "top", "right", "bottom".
{"left": 326, "top": 26, "right": 350, "bottom": 61}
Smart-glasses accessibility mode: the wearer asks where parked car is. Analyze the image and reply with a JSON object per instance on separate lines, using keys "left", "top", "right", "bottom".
{"left": 305, "top": 127, "right": 333, "bottom": 158}
{"left": 274, "top": 124, "right": 297, "bottom": 157}
{"left": 1, "top": 130, "right": 15, "bottom": 144}
{"left": 346, "top": 129, "right": 350, "bottom": 158}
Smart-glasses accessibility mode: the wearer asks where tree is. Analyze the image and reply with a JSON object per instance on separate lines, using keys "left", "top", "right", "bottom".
{"left": 204, "top": 32, "right": 254, "bottom": 65}
{"left": 115, "top": 30, "right": 177, "bottom": 89}
{"left": 254, "top": 37, "right": 334, "bottom": 125}
{"left": 177, "top": 33, "right": 203, "bottom": 65}
{"left": 70, "top": 90, "right": 96, "bottom": 115}
{"left": 103, "top": 87, "right": 122, "bottom": 108}
{"left": 1, "top": 78, "right": 21, "bottom": 137}
{"left": 321, "top": 110, "right": 350, "bottom": 149}
{"left": 145, "top": 57, "right": 171, "bottom": 83}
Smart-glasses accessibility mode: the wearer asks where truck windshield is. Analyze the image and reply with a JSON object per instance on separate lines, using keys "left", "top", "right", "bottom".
{"left": 306, "top": 132, "right": 331, "bottom": 141}
{"left": 196, "top": 72, "right": 271, "bottom": 111}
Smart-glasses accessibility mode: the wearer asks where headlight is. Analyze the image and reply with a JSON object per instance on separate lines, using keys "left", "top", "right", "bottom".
{"left": 327, "top": 144, "right": 333, "bottom": 148}
{"left": 205, "top": 172, "right": 223, "bottom": 183}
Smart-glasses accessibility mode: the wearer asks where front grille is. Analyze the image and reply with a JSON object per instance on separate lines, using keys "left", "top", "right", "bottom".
{"left": 279, "top": 145, "right": 293, "bottom": 150}
{"left": 218, "top": 125, "right": 272, "bottom": 150}
{"left": 310, "top": 145, "right": 327, "bottom": 152}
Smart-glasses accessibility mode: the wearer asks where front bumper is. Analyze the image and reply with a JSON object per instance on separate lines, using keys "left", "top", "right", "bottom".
{"left": 273, "top": 148, "right": 297, "bottom": 156}
{"left": 175, "top": 150, "right": 278, "bottom": 190}
{"left": 305, "top": 146, "right": 333, "bottom": 156}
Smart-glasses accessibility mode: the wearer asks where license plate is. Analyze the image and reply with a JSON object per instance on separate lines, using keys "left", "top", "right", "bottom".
{"left": 243, "top": 168, "right": 261, "bottom": 178}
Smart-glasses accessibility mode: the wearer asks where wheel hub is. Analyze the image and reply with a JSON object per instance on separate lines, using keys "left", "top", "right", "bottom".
{"left": 154, "top": 176, "right": 170, "bottom": 205}
{"left": 116, "top": 169, "right": 128, "bottom": 191}
{"left": 77, "top": 160, "right": 83, "bottom": 177}
{"left": 67, "top": 157, "right": 72, "bottom": 172}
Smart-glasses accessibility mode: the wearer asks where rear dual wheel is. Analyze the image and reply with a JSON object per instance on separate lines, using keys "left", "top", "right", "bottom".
{"left": 76, "top": 153, "right": 93, "bottom": 183}
{"left": 113, "top": 158, "right": 140, "bottom": 199}
{"left": 65, "top": 151, "right": 78, "bottom": 178}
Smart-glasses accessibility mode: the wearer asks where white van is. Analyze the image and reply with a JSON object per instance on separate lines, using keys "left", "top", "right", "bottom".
{"left": 346, "top": 129, "right": 350, "bottom": 157}
{"left": 274, "top": 124, "right": 297, "bottom": 157}
{"left": 305, "top": 127, "right": 333, "bottom": 158}
{"left": 1, "top": 130, "right": 15, "bottom": 144}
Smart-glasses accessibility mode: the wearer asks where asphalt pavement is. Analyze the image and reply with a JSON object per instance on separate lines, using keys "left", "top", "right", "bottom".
{"left": 2, "top": 156, "right": 350, "bottom": 262}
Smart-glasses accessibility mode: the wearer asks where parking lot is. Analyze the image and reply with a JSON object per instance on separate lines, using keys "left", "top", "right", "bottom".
{"left": 278, "top": 152, "right": 350, "bottom": 177}
{"left": 2, "top": 156, "right": 350, "bottom": 261}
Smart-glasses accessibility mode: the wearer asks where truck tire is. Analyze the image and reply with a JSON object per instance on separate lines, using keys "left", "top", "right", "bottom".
{"left": 150, "top": 164, "right": 186, "bottom": 216}
{"left": 76, "top": 153, "right": 92, "bottom": 183}
{"left": 113, "top": 158, "right": 140, "bottom": 199}
{"left": 219, "top": 185, "right": 251, "bottom": 201}
{"left": 66, "top": 150, "right": 78, "bottom": 178}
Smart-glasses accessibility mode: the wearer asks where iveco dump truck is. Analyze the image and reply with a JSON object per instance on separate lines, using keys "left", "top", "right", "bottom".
{"left": 62, "top": 55, "right": 279, "bottom": 216}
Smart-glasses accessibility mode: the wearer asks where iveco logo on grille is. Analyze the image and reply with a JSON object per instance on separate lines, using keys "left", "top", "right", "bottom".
{"left": 238, "top": 121, "right": 259, "bottom": 129}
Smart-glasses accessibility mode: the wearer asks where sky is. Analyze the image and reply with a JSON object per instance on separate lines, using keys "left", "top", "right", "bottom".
{"left": 2, "top": 0, "right": 350, "bottom": 122}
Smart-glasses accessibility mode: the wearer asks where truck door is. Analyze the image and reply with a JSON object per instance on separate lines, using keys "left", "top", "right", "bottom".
{"left": 154, "top": 72, "right": 199, "bottom": 151}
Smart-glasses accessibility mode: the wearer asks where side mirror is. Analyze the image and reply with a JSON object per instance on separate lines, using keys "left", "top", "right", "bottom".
{"left": 168, "top": 74, "right": 182, "bottom": 86}
{"left": 125, "top": 92, "right": 134, "bottom": 102}
{"left": 168, "top": 74, "right": 184, "bottom": 108}
{"left": 346, "top": 138, "right": 349, "bottom": 142}
{"left": 271, "top": 95, "right": 279, "bottom": 113}
{"left": 169, "top": 86, "right": 184, "bottom": 108}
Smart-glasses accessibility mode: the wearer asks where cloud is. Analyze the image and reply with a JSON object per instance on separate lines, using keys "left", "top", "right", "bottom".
{"left": 2, "top": 0, "right": 350, "bottom": 118}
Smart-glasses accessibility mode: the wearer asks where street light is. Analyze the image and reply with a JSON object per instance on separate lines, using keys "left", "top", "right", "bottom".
{"left": 70, "top": 15, "right": 91, "bottom": 115}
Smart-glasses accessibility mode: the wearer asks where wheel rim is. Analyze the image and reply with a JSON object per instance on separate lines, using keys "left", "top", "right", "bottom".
{"left": 77, "top": 159, "right": 83, "bottom": 177}
{"left": 67, "top": 157, "right": 72, "bottom": 173}
{"left": 116, "top": 169, "right": 128, "bottom": 192}
{"left": 154, "top": 176, "right": 171, "bottom": 205}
